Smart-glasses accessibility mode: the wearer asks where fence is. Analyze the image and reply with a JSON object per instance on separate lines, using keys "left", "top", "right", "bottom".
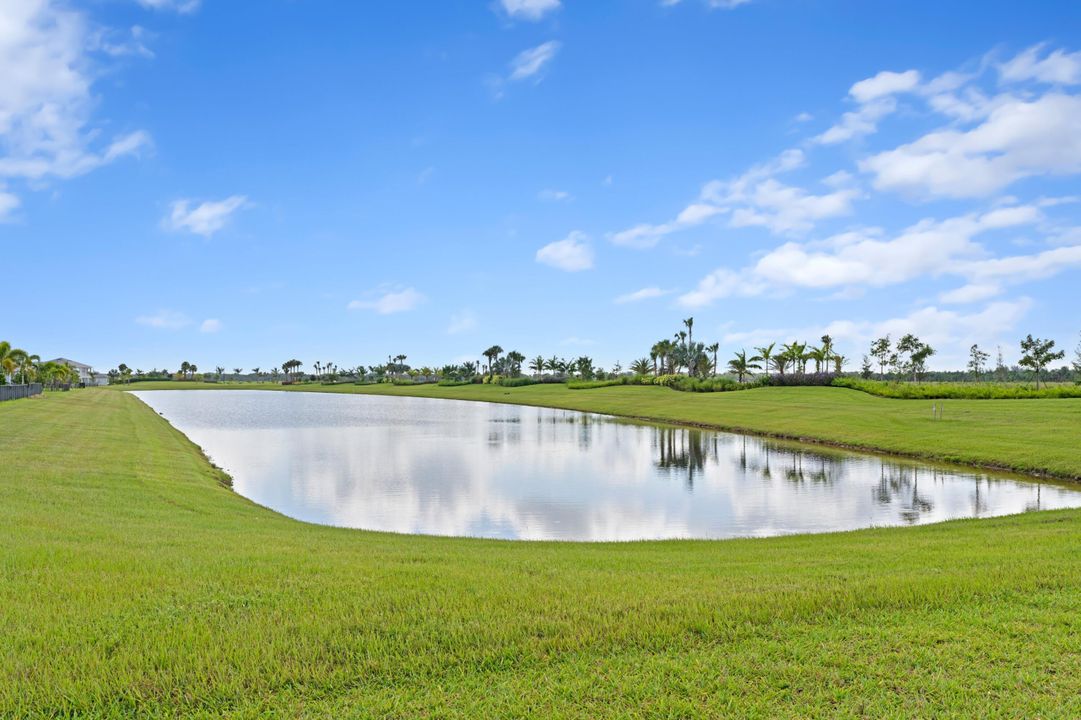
{"left": 0, "top": 384, "right": 43, "bottom": 402}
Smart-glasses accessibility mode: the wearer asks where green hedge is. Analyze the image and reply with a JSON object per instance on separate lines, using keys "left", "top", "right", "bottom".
{"left": 568, "top": 374, "right": 761, "bottom": 393}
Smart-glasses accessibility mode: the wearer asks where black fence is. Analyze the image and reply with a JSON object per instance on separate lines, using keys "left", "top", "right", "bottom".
{"left": 0, "top": 384, "right": 43, "bottom": 402}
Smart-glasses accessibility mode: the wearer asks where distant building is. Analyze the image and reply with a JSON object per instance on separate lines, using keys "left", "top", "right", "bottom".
{"left": 45, "top": 358, "right": 108, "bottom": 386}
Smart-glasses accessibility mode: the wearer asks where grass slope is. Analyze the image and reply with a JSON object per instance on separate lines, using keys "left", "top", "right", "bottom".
{"left": 119, "top": 381, "right": 1081, "bottom": 479}
{"left": 2, "top": 389, "right": 1081, "bottom": 717}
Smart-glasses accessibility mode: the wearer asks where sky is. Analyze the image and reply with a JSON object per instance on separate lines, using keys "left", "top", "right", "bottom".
{"left": 3, "top": 0, "right": 1081, "bottom": 373}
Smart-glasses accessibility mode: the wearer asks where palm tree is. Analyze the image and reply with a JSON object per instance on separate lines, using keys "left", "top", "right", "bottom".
{"left": 820, "top": 335, "right": 834, "bottom": 372}
{"left": 529, "top": 355, "right": 545, "bottom": 376}
{"left": 781, "top": 341, "right": 806, "bottom": 376}
{"left": 630, "top": 357, "right": 652, "bottom": 376}
{"left": 0, "top": 342, "right": 27, "bottom": 383}
{"left": 774, "top": 354, "right": 790, "bottom": 376}
{"left": 832, "top": 355, "right": 847, "bottom": 374}
{"left": 704, "top": 343, "right": 720, "bottom": 377}
{"left": 506, "top": 350, "right": 526, "bottom": 377}
{"left": 575, "top": 356, "right": 595, "bottom": 380}
{"left": 282, "top": 359, "right": 301, "bottom": 383}
{"left": 233, "top": 367, "right": 243, "bottom": 380}
{"left": 215, "top": 366, "right": 225, "bottom": 381}
{"left": 727, "top": 349, "right": 761, "bottom": 383}
{"left": 252, "top": 367, "right": 261, "bottom": 381}
{"left": 806, "top": 346, "right": 825, "bottom": 374}
{"left": 683, "top": 317, "right": 694, "bottom": 348}
{"left": 482, "top": 345, "right": 503, "bottom": 379}
{"left": 753, "top": 342, "right": 776, "bottom": 379}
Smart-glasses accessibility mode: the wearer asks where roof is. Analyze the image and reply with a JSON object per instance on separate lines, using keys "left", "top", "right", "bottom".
{"left": 46, "top": 358, "right": 93, "bottom": 370}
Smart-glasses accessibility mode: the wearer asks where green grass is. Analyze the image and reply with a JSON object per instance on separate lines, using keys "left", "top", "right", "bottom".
{"left": 5, "top": 389, "right": 1081, "bottom": 717}
{"left": 117, "top": 380, "right": 1081, "bottom": 478}
{"left": 834, "top": 376, "right": 1081, "bottom": 399}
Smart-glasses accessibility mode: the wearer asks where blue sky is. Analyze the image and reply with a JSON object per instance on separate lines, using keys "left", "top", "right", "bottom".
{"left": 4, "top": 0, "right": 1081, "bottom": 373}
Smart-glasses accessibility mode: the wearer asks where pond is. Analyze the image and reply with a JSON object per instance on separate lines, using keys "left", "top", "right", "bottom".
{"left": 133, "top": 390, "right": 1081, "bottom": 541}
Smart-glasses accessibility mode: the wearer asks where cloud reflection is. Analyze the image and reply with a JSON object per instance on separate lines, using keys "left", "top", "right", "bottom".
{"left": 134, "top": 391, "right": 1081, "bottom": 541}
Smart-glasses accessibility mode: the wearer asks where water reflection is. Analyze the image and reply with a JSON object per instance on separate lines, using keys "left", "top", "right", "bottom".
{"left": 133, "top": 390, "right": 1081, "bottom": 541}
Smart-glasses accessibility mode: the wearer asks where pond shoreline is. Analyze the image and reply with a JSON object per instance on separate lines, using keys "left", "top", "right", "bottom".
{"left": 118, "top": 383, "right": 1081, "bottom": 483}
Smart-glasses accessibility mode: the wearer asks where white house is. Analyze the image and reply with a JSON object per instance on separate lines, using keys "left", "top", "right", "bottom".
{"left": 45, "top": 358, "right": 108, "bottom": 386}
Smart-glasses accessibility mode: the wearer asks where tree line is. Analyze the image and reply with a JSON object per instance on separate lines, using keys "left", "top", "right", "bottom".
{"left": 103, "top": 324, "right": 1081, "bottom": 388}
{"left": 0, "top": 341, "right": 84, "bottom": 388}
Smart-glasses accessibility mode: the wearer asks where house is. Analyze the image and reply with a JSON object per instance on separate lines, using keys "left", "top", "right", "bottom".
{"left": 45, "top": 358, "right": 108, "bottom": 386}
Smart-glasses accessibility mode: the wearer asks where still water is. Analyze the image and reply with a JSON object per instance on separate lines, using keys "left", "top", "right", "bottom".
{"left": 133, "top": 390, "right": 1081, "bottom": 541}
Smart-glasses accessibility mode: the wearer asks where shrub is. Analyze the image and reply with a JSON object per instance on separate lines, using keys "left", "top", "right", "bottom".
{"left": 567, "top": 377, "right": 632, "bottom": 390}
{"left": 497, "top": 377, "right": 538, "bottom": 387}
{"left": 567, "top": 374, "right": 760, "bottom": 393}
{"left": 651, "top": 374, "right": 683, "bottom": 387}
{"left": 437, "top": 379, "right": 473, "bottom": 387}
{"left": 767, "top": 372, "right": 837, "bottom": 387}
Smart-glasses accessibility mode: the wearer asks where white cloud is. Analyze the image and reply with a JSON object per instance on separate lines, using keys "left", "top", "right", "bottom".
{"left": 999, "top": 44, "right": 1081, "bottom": 86}
{"left": 347, "top": 287, "right": 426, "bottom": 315}
{"left": 794, "top": 111, "right": 814, "bottom": 123}
{"left": 417, "top": 166, "right": 435, "bottom": 185}
{"left": 199, "top": 318, "right": 222, "bottom": 333}
{"left": 536, "top": 230, "right": 594, "bottom": 271}
{"left": 136, "top": 309, "right": 191, "bottom": 330}
{"left": 813, "top": 97, "right": 897, "bottom": 145}
{"left": 0, "top": 0, "right": 152, "bottom": 199}
{"left": 849, "top": 69, "right": 921, "bottom": 103}
{"left": 677, "top": 207, "right": 1062, "bottom": 308}
{"left": 861, "top": 93, "right": 1081, "bottom": 198}
{"left": 447, "top": 310, "right": 478, "bottom": 335}
{"left": 677, "top": 268, "right": 764, "bottom": 308}
{"left": 166, "top": 195, "right": 249, "bottom": 237}
{"left": 0, "top": 188, "right": 20, "bottom": 220}
{"left": 135, "top": 0, "right": 200, "bottom": 13}
{"left": 663, "top": 0, "right": 753, "bottom": 7}
{"left": 93, "top": 24, "right": 154, "bottom": 59}
{"left": 722, "top": 178, "right": 861, "bottom": 235}
{"left": 499, "top": 0, "right": 560, "bottom": 21}
{"left": 612, "top": 149, "right": 858, "bottom": 246}
{"left": 614, "top": 287, "right": 671, "bottom": 304}
{"left": 938, "top": 283, "right": 1002, "bottom": 304}
{"left": 959, "top": 243, "right": 1081, "bottom": 285}
{"left": 723, "top": 299, "right": 1032, "bottom": 369}
{"left": 509, "top": 41, "right": 560, "bottom": 82}
{"left": 538, "top": 188, "right": 572, "bottom": 201}
{"left": 813, "top": 70, "right": 919, "bottom": 145}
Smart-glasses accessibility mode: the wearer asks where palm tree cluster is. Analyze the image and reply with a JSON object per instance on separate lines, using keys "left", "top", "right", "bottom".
{"left": 632, "top": 322, "right": 846, "bottom": 384}
{"left": 0, "top": 341, "right": 82, "bottom": 388}
{"left": 641, "top": 318, "right": 718, "bottom": 378}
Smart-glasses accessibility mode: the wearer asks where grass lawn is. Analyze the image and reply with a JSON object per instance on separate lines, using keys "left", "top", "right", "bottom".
{"left": 118, "top": 380, "right": 1081, "bottom": 479}
{"left": 4, "top": 389, "right": 1081, "bottom": 717}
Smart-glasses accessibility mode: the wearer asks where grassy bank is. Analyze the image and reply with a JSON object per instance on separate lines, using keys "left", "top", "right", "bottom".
{"left": 3, "top": 389, "right": 1081, "bottom": 717}
{"left": 834, "top": 376, "right": 1081, "bottom": 399}
{"left": 117, "top": 380, "right": 1081, "bottom": 479}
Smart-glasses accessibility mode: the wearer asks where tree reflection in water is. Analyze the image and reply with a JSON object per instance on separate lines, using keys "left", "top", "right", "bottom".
{"left": 133, "top": 390, "right": 1081, "bottom": 541}
{"left": 654, "top": 426, "right": 716, "bottom": 489}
